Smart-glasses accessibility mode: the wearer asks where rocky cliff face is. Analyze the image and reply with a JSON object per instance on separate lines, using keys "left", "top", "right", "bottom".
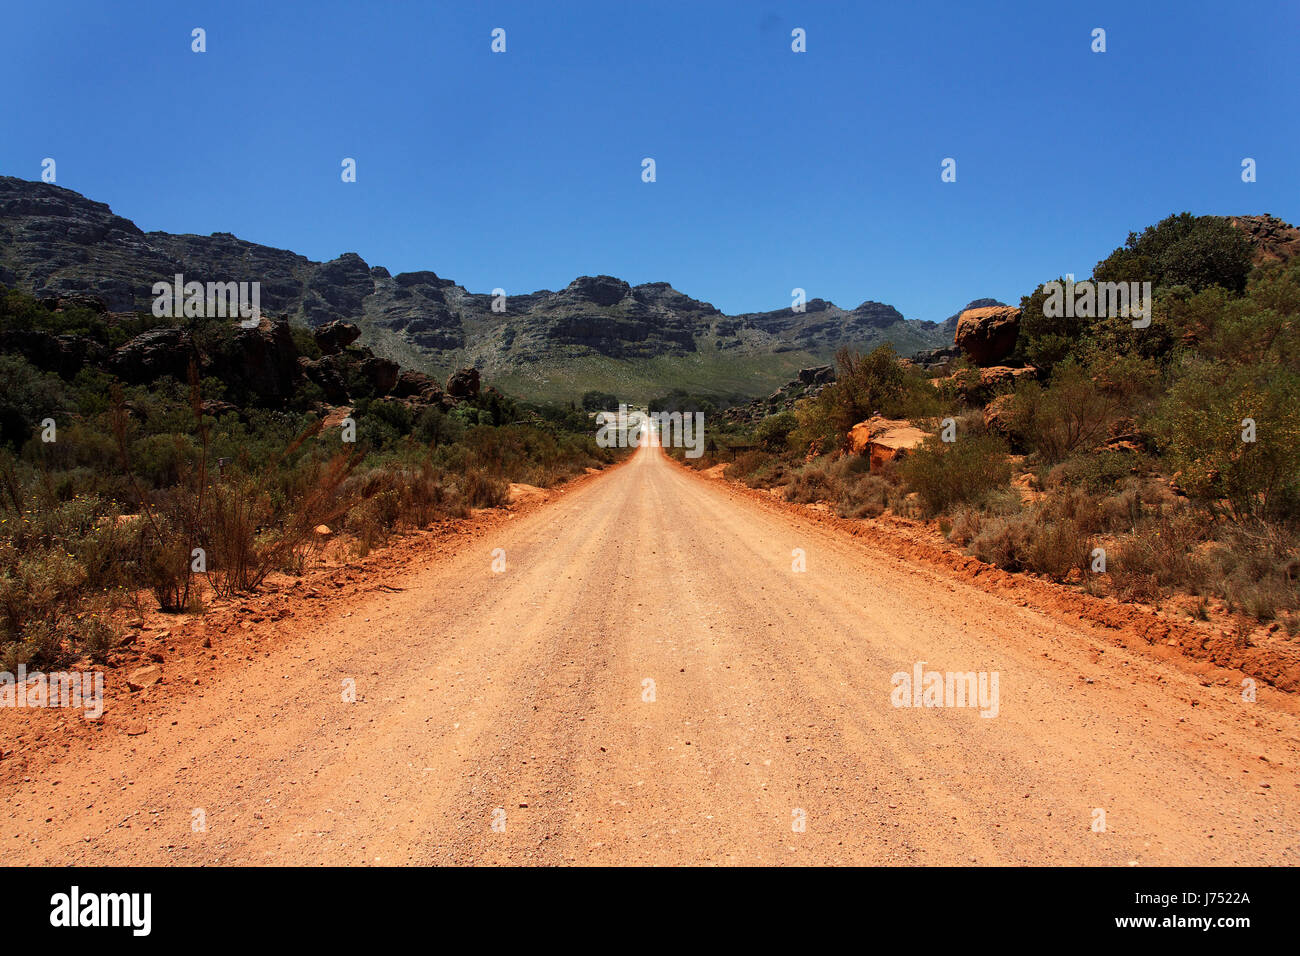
{"left": 1228, "top": 215, "right": 1300, "bottom": 266}
{"left": 0, "top": 176, "right": 956, "bottom": 399}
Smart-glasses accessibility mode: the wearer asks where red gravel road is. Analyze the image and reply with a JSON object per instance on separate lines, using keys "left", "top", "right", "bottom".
{"left": 3, "top": 443, "right": 1297, "bottom": 864}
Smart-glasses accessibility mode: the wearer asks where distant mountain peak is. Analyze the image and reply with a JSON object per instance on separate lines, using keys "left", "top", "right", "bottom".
{"left": 0, "top": 175, "right": 950, "bottom": 401}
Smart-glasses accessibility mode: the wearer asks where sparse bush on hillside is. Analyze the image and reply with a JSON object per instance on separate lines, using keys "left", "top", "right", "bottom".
{"left": 834, "top": 471, "right": 894, "bottom": 518}
{"left": 896, "top": 432, "right": 1011, "bottom": 517}
{"left": 1007, "top": 361, "right": 1120, "bottom": 464}
{"left": 1109, "top": 513, "right": 1210, "bottom": 603}
{"left": 783, "top": 464, "right": 834, "bottom": 504}
{"left": 1150, "top": 360, "right": 1300, "bottom": 521}
{"left": 1048, "top": 449, "right": 1143, "bottom": 494}
{"left": 754, "top": 411, "right": 798, "bottom": 452}
{"left": 726, "top": 449, "right": 786, "bottom": 487}
{"left": 793, "top": 345, "right": 906, "bottom": 452}
{"left": 0, "top": 286, "right": 619, "bottom": 666}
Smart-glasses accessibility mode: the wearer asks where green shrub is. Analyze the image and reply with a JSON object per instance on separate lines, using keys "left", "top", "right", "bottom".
{"left": 1008, "top": 361, "right": 1119, "bottom": 464}
{"left": 897, "top": 433, "right": 1011, "bottom": 516}
{"left": 1093, "top": 212, "right": 1254, "bottom": 294}
{"left": 754, "top": 411, "right": 798, "bottom": 452}
{"left": 793, "top": 345, "right": 907, "bottom": 452}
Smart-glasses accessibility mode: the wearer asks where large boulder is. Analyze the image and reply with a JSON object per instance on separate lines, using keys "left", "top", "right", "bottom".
{"left": 359, "top": 355, "right": 400, "bottom": 396}
{"left": 233, "top": 317, "right": 299, "bottom": 404}
{"left": 982, "top": 393, "right": 1019, "bottom": 436}
{"left": 446, "top": 366, "right": 480, "bottom": 400}
{"left": 313, "top": 319, "right": 361, "bottom": 356}
{"left": 391, "top": 369, "right": 444, "bottom": 403}
{"left": 847, "top": 417, "right": 931, "bottom": 470}
{"left": 978, "top": 365, "right": 1037, "bottom": 390}
{"left": 955, "top": 305, "right": 1021, "bottom": 366}
{"left": 200, "top": 317, "right": 300, "bottom": 406}
{"left": 108, "top": 327, "right": 195, "bottom": 383}
{"left": 299, "top": 354, "right": 349, "bottom": 403}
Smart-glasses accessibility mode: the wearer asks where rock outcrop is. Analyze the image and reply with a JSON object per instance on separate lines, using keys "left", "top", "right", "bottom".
{"left": 0, "top": 329, "right": 108, "bottom": 378}
{"left": 109, "top": 327, "right": 196, "bottom": 383}
{"left": 955, "top": 305, "right": 1021, "bottom": 366}
{"left": 313, "top": 319, "right": 362, "bottom": 355}
{"left": 1228, "top": 215, "right": 1300, "bottom": 266}
{"left": 721, "top": 366, "right": 835, "bottom": 424}
{"left": 847, "top": 417, "right": 931, "bottom": 470}
{"left": 446, "top": 366, "right": 480, "bottom": 400}
{"left": 392, "top": 369, "right": 444, "bottom": 403}
{"left": 212, "top": 318, "right": 301, "bottom": 405}
{"left": 909, "top": 345, "right": 964, "bottom": 370}
{"left": 977, "top": 365, "right": 1037, "bottom": 390}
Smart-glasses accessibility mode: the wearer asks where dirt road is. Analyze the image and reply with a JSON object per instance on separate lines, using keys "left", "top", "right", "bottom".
{"left": 4, "top": 443, "right": 1298, "bottom": 865}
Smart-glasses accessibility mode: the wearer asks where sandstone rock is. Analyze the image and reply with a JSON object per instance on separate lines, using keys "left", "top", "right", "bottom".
{"left": 204, "top": 317, "right": 301, "bottom": 406}
{"left": 848, "top": 417, "right": 931, "bottom": 470}
{"left": 359, "top": 355, "right": 400, "bottom": 396}
{"left": 1228, "top": 214, "right": 1300, "bottom": 266}
{"left": 109, "top": 327, "right": 195, "bottom": 383}
{"left": 982, "top": 393, "right": 1019, "bottom": 435}
{"left": 126, "top": 665, "right": 161, "bottom": 692}
{"left": 559, "top": 275, "right": 632, "bottom": 307}
{"left": 300, "top": 354, "right": 349, "bottom": 403}
{"left": 955, "top": 305, "right": 1021, "bottom": 366}
{"left": 797, "top": 365, "right": 834, "bottom": 386}
{"left": 392, "top": 369, "right": 443, "bottom": 403}
{"left": 978, "top": 366, "right": 1037, "bottom": 389}
{"left": 313, "top": 319, "right": 361, "bottom": 355}
{"left": 909, "top": 345, "right": 964, "bottom": 371}
{"left": 446, "top": 366, "right": 480, "bottom": 400}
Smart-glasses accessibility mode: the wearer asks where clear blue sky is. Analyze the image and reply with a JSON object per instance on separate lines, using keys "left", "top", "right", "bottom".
{"left": 2, "top": 0, "right": 1295, "bottom": 321}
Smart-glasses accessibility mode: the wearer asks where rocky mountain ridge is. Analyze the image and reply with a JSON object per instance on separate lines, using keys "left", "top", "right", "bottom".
{"left": 0, "top": 176, "right": 952, "bottom": 400}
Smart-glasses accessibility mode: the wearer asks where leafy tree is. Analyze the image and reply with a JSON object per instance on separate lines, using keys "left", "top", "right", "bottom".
{"left": 793, "top": 345, "right": 905, "bottom": 451}
{"left": 1094, "top": 212, "right": 1254, "bottom": 293}
{"left": 580, "top": 390, "right": 617, "bottom": 412}
{"left": 0, "top": 355, "right": 66, "bottom": 448}
{"left": 1151, "top": 360, "right": 1299, "bottom": 520}
{"left": 1006, "top": 360, "right": 1120, "bottom": 464}
{"left": 648, "top": 389, "right": 716, "bottom": 415}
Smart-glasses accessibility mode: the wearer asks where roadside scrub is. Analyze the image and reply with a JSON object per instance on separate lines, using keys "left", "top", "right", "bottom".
{"left": 692, "top": 220, "right": 1300, "bottom": 635}
{"left": 0, "top": 291, "right": 619, "bottom": 667}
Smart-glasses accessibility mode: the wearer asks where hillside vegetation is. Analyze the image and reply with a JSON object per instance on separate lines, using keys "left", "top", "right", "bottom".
{"left": 679, "top": 213, "right": 1300, "bottom": 636}
{"left": 0, "top": 287, "right": 617, "bottom": 669}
